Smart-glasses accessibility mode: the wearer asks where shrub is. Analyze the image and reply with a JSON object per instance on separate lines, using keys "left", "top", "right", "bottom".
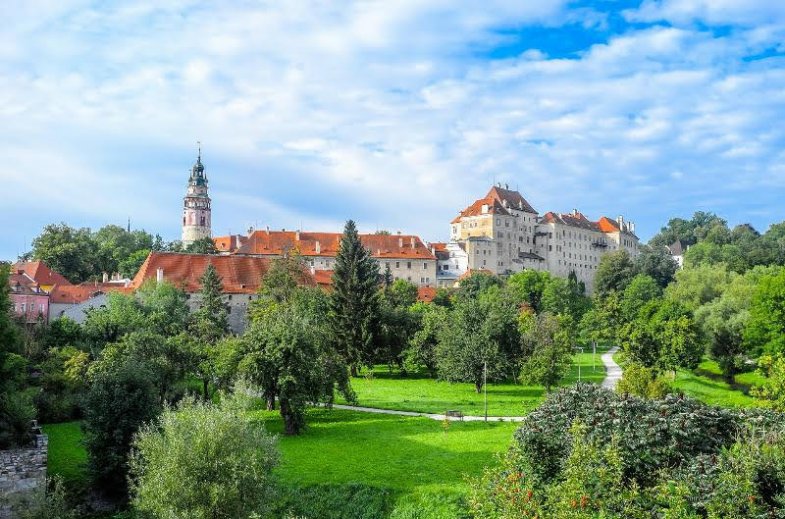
{"left": 129, "top": 394, "right": 279, "bottom": 519}
{"left": 616, "top": 362, "right": 670, "bottom": 399}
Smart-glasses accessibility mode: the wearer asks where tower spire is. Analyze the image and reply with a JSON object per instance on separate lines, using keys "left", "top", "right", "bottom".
{"left": 197, "top": 140, "right": 201, "bottom": 161}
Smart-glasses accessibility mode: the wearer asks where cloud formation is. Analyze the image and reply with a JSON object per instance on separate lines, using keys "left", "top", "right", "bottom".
{"left": 1, "top": 1, "right": 785, "bottom": 259}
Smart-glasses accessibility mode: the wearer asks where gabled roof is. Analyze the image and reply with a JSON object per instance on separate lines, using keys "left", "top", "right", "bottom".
{"left": 48, "top": 284, "right": 132, "bottom": 304}
{"left": 12, "top": 261, "right": 71, "bottom": 287}
{"left": 213, "top": 235, "right": 248, "bottom": 253}
{"left": 668, "top": 240, "right": 685, "bottom": 256}
{"left": 8, "top": 272, "right": 42, "bottom": 296}
{"left": 485, "top": 185, "right": 538, "bottom": 214}
{"left": 417, "top": 286, "right": 437, "bottom": 303}
{"left": 540, "top": 212, "right": 636, "bottom": 237}
{"left": 451, "top": 197, "right": 511, "bottom": 224}
{"left": 235, "top": 231, "right": 436, "bottom": 260}
{"left": 131, "top": 252, "right": 277, "bottom": 294}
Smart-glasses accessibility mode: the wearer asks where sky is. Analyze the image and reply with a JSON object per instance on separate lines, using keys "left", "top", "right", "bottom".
{"left": 3, "top": 0, "right": 785, "bottom": 260}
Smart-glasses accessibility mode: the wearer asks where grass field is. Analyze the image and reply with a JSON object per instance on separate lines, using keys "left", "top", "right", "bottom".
{"left": 338, "top": 350, "right": 606, "bottom": 416}
{"left": 42, "top": 421, "right": 87, "bottom": 488}
{"left": 672, "top": 359, "right": 766, "bottom": 408}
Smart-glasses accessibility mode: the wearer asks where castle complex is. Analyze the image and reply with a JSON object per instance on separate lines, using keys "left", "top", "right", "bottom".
{"left": 177, "top": 150, "right": 638, "bottom": 293}
{"left": 439, "top": 185, "right": 640, "bottom": 292}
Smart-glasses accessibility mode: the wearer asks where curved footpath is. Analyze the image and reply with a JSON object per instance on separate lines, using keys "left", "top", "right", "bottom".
{"left": 330, "top": 347, "right": 623, "bottom": 422}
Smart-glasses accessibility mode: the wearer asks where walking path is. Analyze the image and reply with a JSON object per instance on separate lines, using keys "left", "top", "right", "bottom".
{"left": 322, "top": 349, "right": 624, "bottom": 422}
{"left": 601, "top": 346, "right": 622, "bottom": 390}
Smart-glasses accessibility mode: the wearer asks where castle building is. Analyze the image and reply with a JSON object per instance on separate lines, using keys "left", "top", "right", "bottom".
{"left": 181, "top": 147, "right": 212, "bottom": 246}
{"left": 444, "top": 185, "right": 639, "bottom": 292}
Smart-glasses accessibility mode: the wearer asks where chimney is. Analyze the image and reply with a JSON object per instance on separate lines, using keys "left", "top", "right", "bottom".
{"left": 315, "top": 241, "right": 321, "bottom": 254}
{"left": 310, "top": 265, "right": 315, "bottom": 275}
{"left": 156, "top": 268, "right": 164, "bottom": 284}
{"left": 617, "top": 215, "right": 624, "bottom": 229}
{"left": 572, "top": 209, "right": 578, "bottom": 216}
{"left": 265, "top": 226, "right": 270, "bottom": 235}
{"left": 102, "top": 272, "right": 108, "bottom": 283}
{"left": 398, "top": 237, "right": 404, "bottom": 248}
{"left": 295, "top": 230, "right": 300, "bottom": 241}
{"left": 505, "top": 183, "right": 509, "bottom": 190}
{"left": 410, "top": 237, "right": 415, "bottom": 249}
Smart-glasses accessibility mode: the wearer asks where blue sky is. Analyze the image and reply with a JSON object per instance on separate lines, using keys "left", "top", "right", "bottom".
{"left": 3, "top": 0, "right": 785, "bottom": 260}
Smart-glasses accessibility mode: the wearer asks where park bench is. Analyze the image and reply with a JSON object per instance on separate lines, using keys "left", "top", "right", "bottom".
{"left": 445, "top": 410, "right": 464, "bottom": 421}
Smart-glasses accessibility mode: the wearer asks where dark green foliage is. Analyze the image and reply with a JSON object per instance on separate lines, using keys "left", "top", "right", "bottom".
{"left": 271, "top": 484, "right": 393, "bottom": 519}
{"left": 135, "top": 281, "right": 191, "bottom": 337}
{"left": 541, "top": 273, "right": 590, "bottom": 323}
{"left": 25, "top": 223, "right": 161, "bottom": 283}
{"left": 243, "top": 283, "right": 354, "bottom": 434}
{"left": 83, "top": 359, "right": 161, "bottom": 496}
{"left": 184, "top": 236, "right": 219, "bottom": 255}
{"left": 506, "top": 270, "right": 550, "bottom": 312}
{"left": 329, "top": 220, "right": 380, "bottom": 374}
{"left": 455, "top": 272, "right": 503, "bottom": 301}
{"left": 378, "top": 280, "right": 420, "bottom": 369}
{"left": 404, "top": 302, "right": 447, "bottom": 376}
{"left": 594, "top": 250, "right": 637, "bottom": 296}
{"left": 634, "top": 244, "right": 678, "bottom": 288}
{"left": 519, "top": 313, "right": 575, "bottom": 392}
{"left": 191, "top": 264, "right": 229, "bottom": 345}
{"left": 435, "top": 296, "right": 514, "bottom": 392}
{"left": 83, "top": 292, "right": 147, "bottom": 348}
{"left": 511, "top": 384, "right": 772, "bottom": 485}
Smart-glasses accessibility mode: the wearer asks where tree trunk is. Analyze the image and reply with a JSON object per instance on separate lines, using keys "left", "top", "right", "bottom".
{"left": 280, "top": 399, "right": 298, "bottom": 435}
{"left": 202, "top": 379, "right": 209, "bottom": 400}
{"left": 475, "top": 381, "right": 483, "bottom": 393}
{"left": 350, "top": 365, "right": 358, "bottom": 377}
{"left": 265, "top": 392, "right": 276, "bottom": 411}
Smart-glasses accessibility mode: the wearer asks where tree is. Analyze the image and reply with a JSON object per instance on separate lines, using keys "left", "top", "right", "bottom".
{"left": 83, "top": 358, "right": 161, "bottom": 496}
{"left": 26, "top": 223, "right": 97, "bottom": 283}
{"left": 456, "top": 271, "right": 503, "bottom": 301}
{"left": 184, "top": 236, "right": 219, "bottom": 255}
{"left": 664, "top": 263, "right": 734, "bottom": 310}
{"left": 405, "top": 302, "right": 447, "bottom": 376}
{"left": 634, "top": 245, "right": 678, "bottom": 288}
{"left": 519, "top": 313, "right": 575, "bottom": 392}
{"left": 506, "top": 270, "right": 551, "bottom": 312}
{"left": 435, "top": 297, "right": 510, "bottom": 392}
{"left": 135, "top": 280, "right": 191, "bottom": 336}
{"left": 744, "top": 268, "right": 785, "bottom": 356}
{"left": 254, "top": 252, "right": 312, "bottom": 306}
{"left": 701, "top": 297, "right": 748, "bottom": 382}
{"left": 620, "top": 274, "right": 661, "bottom": 322}
{"left": 129, "top": 395, "right": 279, "bottom": 519}
{"left": 541, "top": 273, "right": 590, "bottom": 323}
{"left": 189, "top": 264, "right": 229, "bottom": 398}
{"left": 83, "top": 291, "right": 147, "bottom": 349}
{"left": 328, "top": 220, "right": 380, "bottom": 376}
{"left": 594, "top": 250, "right": 637, "bottom": 296}
{"left": 242, "top": 288, "right": 354, "bottom": 434}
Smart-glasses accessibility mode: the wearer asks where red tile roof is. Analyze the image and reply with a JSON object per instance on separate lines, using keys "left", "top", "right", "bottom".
{"left": 132, "top": 252, "right": 276, "bottom": 294}
{"left": 8, "top": 272, "right": 41, "bottom": 295}
{"left": 457, "top": 269, "right": 494, "bottom": 282}
{"left": 213, "top": 235, "right": 248, "bottom": 253}
{"left": 12, "top": 261, "right": 72, "bottom": 287}
{"left": 48, "top": 284, "right": 133, "bottom": 304}
{"left": 541, "top": 212, "right": 632, "bottom": 235}
{"left": 417, "top": 286, "right": 437, "bottom": 302}
{"left": 313, "top": 269, "right": 333, "bottom": 288}
{"left": 451, "top": 197, "right": 511, "bottom": 224}
{"left": 235, "top": 231, "right": 436, "bottom": 260}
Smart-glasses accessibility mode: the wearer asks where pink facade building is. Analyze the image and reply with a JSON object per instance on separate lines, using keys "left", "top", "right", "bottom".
{"left": 9, "top": 271, "right": 49, "bottom": 324}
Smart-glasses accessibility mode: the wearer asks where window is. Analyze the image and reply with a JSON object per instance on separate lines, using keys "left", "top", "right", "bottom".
{"left": 406, "top": 261, "right": 412, "bottom": 269}
{"left": 40, "top": 304, "right": 45, "bottom": 314}
{"left": 443, "top": 265, "right": 449, "bottom": 270}
{"left": 21, "top": 303, "right": 26, "bottom": 312}
{"left": 423, "top": 262, "right": 427, "bottom": 270}
{"left": 396, "top": 261, "right": 400, "bottom": 268}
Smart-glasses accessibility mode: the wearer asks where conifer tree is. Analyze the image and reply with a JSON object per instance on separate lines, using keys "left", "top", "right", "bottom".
{"left": 190, "top": 264, "right": 229, "bottom": 397}
{"left": 329, "top": 220, "right": 380, "bottom": 376}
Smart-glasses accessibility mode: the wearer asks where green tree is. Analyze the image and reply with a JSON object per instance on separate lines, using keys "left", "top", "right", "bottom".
{"left": 456, "top": 271, "right": 503, "bottom": 301}
{"left": 27, "top": 223, "right": 97, "bottom": 283}
{"left": 83, "top": 291, "right": 147, "bottom": 349}
{"left": 594, "top": 250, "right": 637, "bottom": 296}
{"left": 520, "top": 313, "right": 575, "bottom": 392}
{"left": 129, "top": 395, "right": 279, "bottom": 519}
{"left": 699, "top": 296, "right": 749, "bottom": 382}
{"left": 620, "top": 274, "right": 661, "bottom": 322}
{"left": 506, "top": 270, "right": 551, "bottom": 312}
{"left": 541, "top": 273, "right": 590, "bottom": 323}
{"left": 634, "top": 244, "right": 678, "bottom": 288}
{"left": 189, "top": 264, "right": 229, "bottom": 398}
{"left": 184, "top": 236, "right": 219, "bottom": 255}
{"left": 405, "top": 302, "right": 447, "bottom": 376}
{"left": 745, "top": 268, "right": 785, "bottom": 356}
{"left": 329, "top": 220, "right": 380, "bottom": 376}
{"left": 435, "top": 297, "right": 511, "bottom": 392}
{"left": 255, "top": 252, "right": 312, "bottom": 305}
{"left": 664, "top": 263, "right": 734, "bottom": 310}
{"left": 0, "top": 262, "right": 30, "bottom": 447}
{"left": 242, "top": 288, "right": 354, "bottom": 434}
{"left": 136, "top": 280, "right": 191, "bottom": 336}
{"left": 83, "top": 358, "right": 161, "bottom": 495}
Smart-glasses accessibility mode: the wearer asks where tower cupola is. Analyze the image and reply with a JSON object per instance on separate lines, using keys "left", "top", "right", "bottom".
{"left": 181, "top": 142, "right": 212, "bottom": 247}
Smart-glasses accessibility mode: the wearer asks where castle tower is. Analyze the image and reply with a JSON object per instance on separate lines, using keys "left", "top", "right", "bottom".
{"left": 181, "top": 144, "right": 212, "bottom": 246}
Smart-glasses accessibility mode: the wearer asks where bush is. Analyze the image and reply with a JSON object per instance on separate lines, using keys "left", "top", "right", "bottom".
{"left": 616, "top": 362, "right": 670, "bottom": 399}
{"left": 129, "top": 394, "right": 279, "bottom": 519}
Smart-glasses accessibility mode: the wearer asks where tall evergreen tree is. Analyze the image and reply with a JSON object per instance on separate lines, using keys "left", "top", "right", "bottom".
{"left": 190, "top": 264, "right": 229, "bottom": 397}
{"left": 329, "top": 220, "right": 380, "bottom": 376}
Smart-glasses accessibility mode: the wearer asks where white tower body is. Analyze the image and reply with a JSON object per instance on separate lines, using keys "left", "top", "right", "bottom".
{"left": 181, "top": 148, "right": 212, "bottom": 246}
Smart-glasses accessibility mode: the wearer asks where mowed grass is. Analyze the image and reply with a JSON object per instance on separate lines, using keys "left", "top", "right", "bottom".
{"left": 252, "top": 408, "right": 518, "bottom": 493}
{"left": 338, "top": 350, "right": 606, "bottom": 416}
{"left": 42, "top": 421, "right": 87, "bottom": 487}
{"left": 672, "top": 358, "right": 766, "bottom": 408}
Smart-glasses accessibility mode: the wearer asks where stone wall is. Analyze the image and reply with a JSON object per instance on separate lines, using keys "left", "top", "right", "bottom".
{"left": 0, "top": 433, "right": 48, "bottom": 518}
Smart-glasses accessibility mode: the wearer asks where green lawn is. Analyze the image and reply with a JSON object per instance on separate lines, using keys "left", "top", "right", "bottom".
{"left": 672, "top": 359, "right": 765, "bottom": 408}
{"left": 338, "top": 350, "right": 606, "bottom": 416}
{"left": 42, "top": 421, "right": 87, "bottom": 487}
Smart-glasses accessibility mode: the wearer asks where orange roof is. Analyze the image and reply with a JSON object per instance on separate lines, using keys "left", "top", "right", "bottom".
{"left": 541, "top": 212, "right": 631, "bottom": 235}
{"left": 12, "top": 261, "right": 71, "bottom": 287}
{"left": 451, "top": 197, "right": 510, "bottom": 224}
{"left": 457, "top": 269, "right": 494, "bottom": 282}
{"left": 132, "top": 252, "right": 276, "bottom": 294}
{"left": 49, "top": 284, "right": 132, "bottom": 304}
{"left": 417, "top": 286, "right": 436, "bottom": 302}
{"left": 313, "top": 269, "right": 333, "bottom": 288}
{"left": 235, "top": 231, "right": 436, "bottom": 260}
{"left": 597, "top": 216, "right": 621, "bottom": 233}
{"left": 430, "top": 242, "right": 447, "bottom": 252}
{"left": 213, "top": 235, "right": 248, "bottom": 253}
